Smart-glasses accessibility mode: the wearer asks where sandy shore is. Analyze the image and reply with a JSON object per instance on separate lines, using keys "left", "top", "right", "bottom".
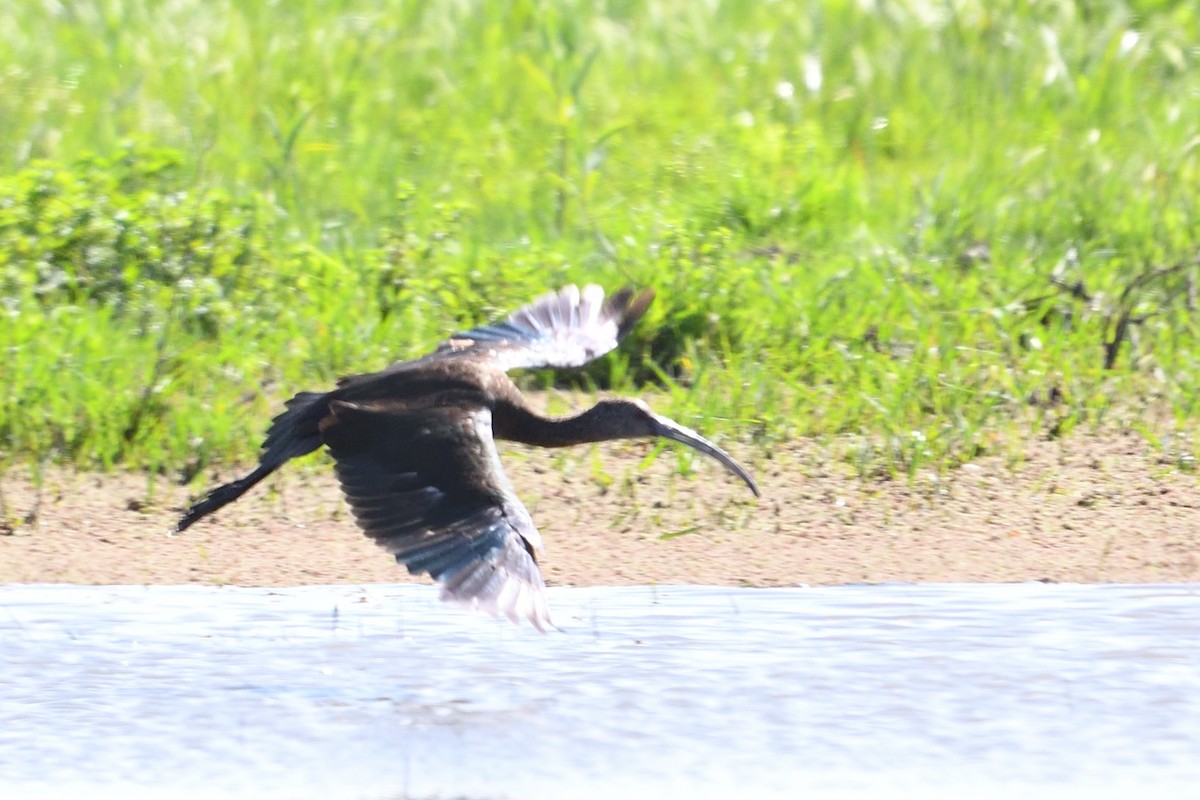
{"left": 2, "top": 431, "right": 1198, "bottom": 588}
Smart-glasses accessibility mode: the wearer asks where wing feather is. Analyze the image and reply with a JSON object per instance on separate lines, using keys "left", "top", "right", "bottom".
{"left": 321, "top": 400, "right": 551, "bottom": 630}
{"left": 435, "top": 284, "right": 654, "bottom": 371}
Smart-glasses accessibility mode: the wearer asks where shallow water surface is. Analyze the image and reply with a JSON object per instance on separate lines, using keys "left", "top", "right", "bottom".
{"left": 2, "top": 583, "right": 1199, "bottom": 799}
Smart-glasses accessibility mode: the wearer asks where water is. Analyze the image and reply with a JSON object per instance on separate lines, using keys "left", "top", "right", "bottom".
{"left": 2, "top": 583, "right": 1198, "bottom": 799}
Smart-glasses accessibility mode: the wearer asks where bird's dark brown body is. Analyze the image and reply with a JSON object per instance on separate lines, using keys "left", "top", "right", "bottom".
{"left": 177, "top": 285, "right": 758, "bottom": 629}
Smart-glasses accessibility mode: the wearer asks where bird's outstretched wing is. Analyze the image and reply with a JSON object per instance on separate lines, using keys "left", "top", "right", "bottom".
{"left": 319, "top": 399, "right": 551, "bottom": 630}
{"left": 434, "top": 284, "right": 655, "bottom": 372}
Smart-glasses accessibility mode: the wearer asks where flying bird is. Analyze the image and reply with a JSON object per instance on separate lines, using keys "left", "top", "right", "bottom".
{"left": 176, "top": 285, "right": 759, "bottom": 629}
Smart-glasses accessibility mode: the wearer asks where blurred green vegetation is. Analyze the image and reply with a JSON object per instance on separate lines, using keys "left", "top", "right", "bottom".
{"left": 1, "top": 0, "right": 1199, "bottom": 479}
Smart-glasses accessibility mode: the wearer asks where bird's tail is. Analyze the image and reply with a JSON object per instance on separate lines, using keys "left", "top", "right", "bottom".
{"left": 175, "top": 463, "right": 275, "bottom": 533}
{"left": 176, "top": 390, "right": 328, "bottom": 533}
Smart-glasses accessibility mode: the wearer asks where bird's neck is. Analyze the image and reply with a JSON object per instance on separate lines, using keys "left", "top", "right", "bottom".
{"left": 493, "top": 402, "right": 625, "bottom": 448}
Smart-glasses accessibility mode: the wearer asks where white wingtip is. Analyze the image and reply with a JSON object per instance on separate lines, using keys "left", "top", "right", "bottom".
{"left": 440, "top": 580, "right": 554, "bottom": 632}
{"left": 437, "top": 544, "right": 554, "bottom": 632}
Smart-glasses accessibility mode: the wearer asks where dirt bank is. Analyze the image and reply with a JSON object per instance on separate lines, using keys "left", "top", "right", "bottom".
{"left": 2, "top": 432, "right": 1197, "bottom": 588}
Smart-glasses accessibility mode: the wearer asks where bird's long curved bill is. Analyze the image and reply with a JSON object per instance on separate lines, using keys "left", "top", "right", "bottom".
{"left": 651, "top": 414, "right": 760, "bottom": 497}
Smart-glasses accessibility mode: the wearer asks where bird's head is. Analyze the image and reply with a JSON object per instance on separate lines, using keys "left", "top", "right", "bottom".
{"left": 589, "top": 398, "right": 760, "bottom": 497}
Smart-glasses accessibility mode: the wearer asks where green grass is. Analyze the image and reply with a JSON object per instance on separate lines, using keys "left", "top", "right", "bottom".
{"left": 2, "top": 0, "right": 1199, "bottom": 480}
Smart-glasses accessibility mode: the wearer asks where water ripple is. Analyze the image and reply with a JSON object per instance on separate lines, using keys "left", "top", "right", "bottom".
{"left": 2, "top": 583, "right": 1198, "bottom": 799}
